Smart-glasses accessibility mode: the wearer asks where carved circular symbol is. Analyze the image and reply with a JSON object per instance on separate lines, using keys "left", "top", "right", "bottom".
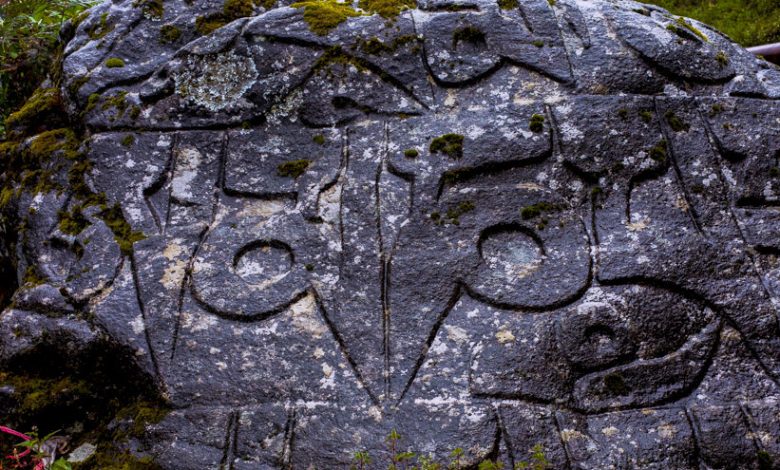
{"left": 479, "top": 225, "right": 544, "bottom": 280}
{"left": 233, "top": 240, "right": 293, "bottom": 284}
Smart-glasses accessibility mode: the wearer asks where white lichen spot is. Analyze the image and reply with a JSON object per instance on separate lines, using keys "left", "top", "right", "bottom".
{"left": 445, "top": 325, "right": 469, "bottom": 345}
{"left": 601, "top": 426, "right": 619, "bottom": 437}
{"left": 130, "top": 315, "right": 145, "bottom": 335}
{"left": 174, "top": 51, "right": 257, "bottom": 112}
{"left": 560, "top": 429, "right": 586, "bottom": 442}
{"left": 171, "top": 146, "right": 203, "bottom": 202}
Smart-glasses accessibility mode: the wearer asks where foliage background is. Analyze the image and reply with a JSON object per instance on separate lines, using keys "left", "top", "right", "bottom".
{"left": 645, "top": 0, "right": 780, "bottom": 47}
{"left": 0, "top": 0, "right": 95, "bottom": 136}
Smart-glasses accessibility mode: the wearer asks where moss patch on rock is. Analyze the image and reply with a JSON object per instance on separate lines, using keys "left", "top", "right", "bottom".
{"left": 86, "top": 12, "right": 113, "bottom": 40}
{"left": 529, "top": 113, "right": 545, "bottom": 133}
{"left": 4, "top": 88, "right": 62, "bottom": 130}
{"left": 430, "top": 133, "right": 464, "bottom": 159}
{"left": 291, "top": 0, "right": 361, "bottom": 35}
{"left": 224, "top": 0, "right": 255, "bottom": 18}
{"left": 159, "top": 24, "right": 182, "bottom": 43}
{"left": 105, "top": 57, "right": 125, "bottom": 68}
{"left": 277, "top": 159, "right": 312, "bottom": 178}
{"left": 195, "top": 14, "right": 228, "bottom": 35}
{"left": 358, "top": 0, "right": 414, "bottom": 19}
{"left": 98, "top": 204, "right": 146, "bottom": 255}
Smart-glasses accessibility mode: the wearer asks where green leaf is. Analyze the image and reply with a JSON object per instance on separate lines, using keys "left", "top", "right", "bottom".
{"left": 52, "top": 458, "right": 73, "bottom": 470}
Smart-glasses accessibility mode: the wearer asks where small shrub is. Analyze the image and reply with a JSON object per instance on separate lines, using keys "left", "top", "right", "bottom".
{"left": 0, "top": 0, "right": 98, "bottom": 136}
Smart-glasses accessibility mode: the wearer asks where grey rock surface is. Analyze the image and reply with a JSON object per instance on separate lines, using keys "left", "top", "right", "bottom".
{"left": 3, "top": 0, "right": 780, "bottom": 467}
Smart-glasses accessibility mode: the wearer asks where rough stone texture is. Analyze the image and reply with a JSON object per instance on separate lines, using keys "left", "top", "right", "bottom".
{"left": 3, "top": 0, "right": 780, "bottom": 467}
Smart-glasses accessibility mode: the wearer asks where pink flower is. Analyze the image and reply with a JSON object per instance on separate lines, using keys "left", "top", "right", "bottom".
{"left": 0, "top": 426, "right": 32, "bottom": 460}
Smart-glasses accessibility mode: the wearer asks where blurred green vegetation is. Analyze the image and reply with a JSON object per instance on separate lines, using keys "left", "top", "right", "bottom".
{"left": 644, "top": 0, "right": 780, "bottom": 47}
{"left": 0, "top": 0, "right": 97, "bottom": 136}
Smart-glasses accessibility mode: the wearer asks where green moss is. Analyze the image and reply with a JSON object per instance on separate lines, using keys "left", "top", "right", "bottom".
{"left": 0, "top": 372, "right": 90, "bottom": 415}
{"left": 591, "top": 186, "right": 603, "bottom": 196}
{"left": 532, "top": 39, "right": 545, "bottom": 48}
{"left": 360, "top": 37, "right": 393, "bottom": 55}
{"left": 28, "top": 128, "right": 79, "bottom": 160}
{"left": 195, "top": 14, "right": 228, "bottom": 35}
{"left": 639, "top": 110, "right": 654, "bottom": 123}
{"left": 617, "top": 108, "right": 629, "bottom": 120}
{"left": 715, "top": 50, "right": 729, "bottom": 67}
{"left": 758, "top": 450, "right": 773, "bottom": 470}
{"left": 85, "top": 93, "right": 101, "bottom": 113}
{"left": 121, "top": 134, "right": 135, "bottom": 147}
{"left": 547, "top": 0, "right": 555, "bottom": 5}
{"left": 74, "top": 449, "right": 161, "bottom": 470}
{"left": 305, "top": 263, "right": 315, "bottom": 271}
{"left": 666, "top": 16, "right": 709, "bottom": 42}
{"left": 23, "top": 266, "right": 46, "bottom": 286}
{"left": 159, "top": 24, "right": 181, "bottom": 43}
{"left": 134, "top": 0, "right": 165, "bottom": 18}
{"left": 99, "top": 204, "right": 146, "bottom": 255}
{"left": 86, "top": 12, "right": 113, "bottom": 40}
{"left": 69, "top": 76, "right": 90, "bottom": 96}
{"left": 101, "top": 91, "right": 129, "bottom": 116}
{"left": 4, "top": 88, "right": 61, "bottom": 129}
{"left": 115, "top": 401, "right": 171, "bottom": 437}
{"left": 529, "top": 113, "right": 545, "bottom": 133}
{"left": 430, "top": 133, "right": 464, "bottom": 159}
{"left": 358, "top": 0, "right": 414, "bottom": 19}
{"left": 313, "top": 134, "right": 326, "bottom": 145}
{"left": 73, "top": 401, "right": 170, "bottom": 470}
{"left": 130, "top": 106, "right": 142, "bottom": 120}
{"left": 603, "top": 372, "right": 630, "bottom": 395}
{"left": 72, "top": 10, "right": 91, "bottom": 29}
{"left": 445, "top": 200, "right": 475, "bottom": 225}
{"left": 224, "top": 0, "right": 255, "bottom": 19}
{"left": 648, "top": 139, "right": 668, "bottom": 162}
{"left": 291, "top": 0, "right": 361, "bottom": 35}
{"left": 403, "top": 148, "right": 419, "bottom": 158}
{"left": 58, "top": 207, "right": 92, "bottom": 235}
{"left": 710, "top": 103, "right": 725, "bottom": 116}
{"left": 105, "top": 57, "right": 125, "bottom": 68}
{"left": 452, "top": 26, "right": 485, "bottom": 48}
{"left": 359, "top": 34, "right": 417, "bottom": 55}
{"left": 497, "top": 0, "right": 518, "bottom": 10}
{"left": 664, "top": 110, "right": 689, "bottom": 132}
{"left": 520, "top": 202, "right": 560, "bottom": 220}
{"left": 770, "top": 167, "right": 780, "bottom": 177}
{"left": 277, "top": 159, "right": 312, "bottom": 178}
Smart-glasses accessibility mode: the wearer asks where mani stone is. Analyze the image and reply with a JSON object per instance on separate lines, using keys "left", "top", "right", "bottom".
{"left": 3, "top": 0, "right": 780, "bottom": 467}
